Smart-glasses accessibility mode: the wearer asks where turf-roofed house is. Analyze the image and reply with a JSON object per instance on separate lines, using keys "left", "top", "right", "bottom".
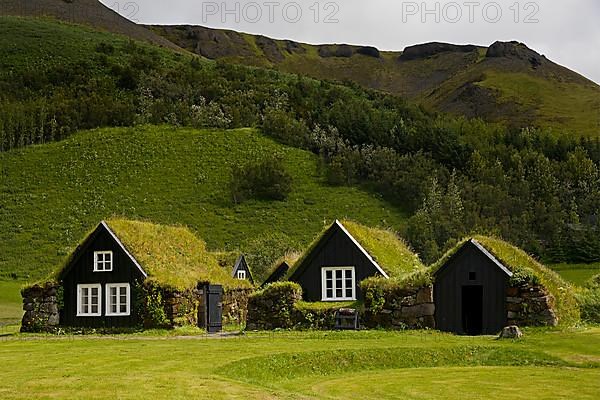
{"left": 431, "top": 236, "right": 579, "bottom": 335}
{"left": 246, "top": 220, "right": 431, "bottom": 331}
{"left": 21, "top": 219, "right": 251, "bottom": 332}
{"left": 286, "top": 220, "right": 425, "bottom": 302}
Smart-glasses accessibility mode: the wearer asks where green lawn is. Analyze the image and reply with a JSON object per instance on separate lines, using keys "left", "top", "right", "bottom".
{"left": 550, "top": 263, "right": 600, "bottom": 286}
{"left": 0, "top": 126, "right": 406, "bottom": 282}
{"left": 0, "top": 328, "right": 598, "bottom": 399}
{"left": 0, "top": 281, "right": 23, "bottom": 326}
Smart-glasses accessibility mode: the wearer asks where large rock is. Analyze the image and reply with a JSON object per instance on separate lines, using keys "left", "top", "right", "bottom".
{"left": 256, "top": 36, "right": 284, "bottom": 63}
{"left": 498, "top": 325, "right": 523, "bottom": 339}
{"left": 399, "top": 42, "right": 478, "bottom": 61}
{"left": 356, "top": 46, "right": 380, "bottom": 58}
{"left": 318, "top": 44, "right": 354, "bottom": 58}
{"left": 402, "top": 303, "right": 435, "bottom": 318}
{"left": 416, "top": 286, "right": 433, "bottom": 303}
{"left": 486, "top": 41, "right": 545, "bottom": 69}
{"left": 284, "top": 40, "right": 305, "bottom": 55}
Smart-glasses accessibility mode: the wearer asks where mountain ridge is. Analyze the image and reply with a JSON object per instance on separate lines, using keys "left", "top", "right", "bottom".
{"left": 151, "top": 24, "right": 600, "bottom": 136}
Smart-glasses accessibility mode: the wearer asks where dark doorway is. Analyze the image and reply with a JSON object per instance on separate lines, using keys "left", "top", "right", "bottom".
{"left": 462, "top": 286, "right": 483, "bottom": 335}
{"left": 198, "top": 284, "right": 223, "bottom": 333}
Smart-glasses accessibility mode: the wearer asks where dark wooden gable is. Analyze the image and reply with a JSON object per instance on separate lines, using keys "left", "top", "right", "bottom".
{"left": 434, "top": 239, "right": 512, "bottom": 335}
{"left": 262, "top": 261, "right": 290, "bottom": 287}
{"left": 60, "top": 222, "right": 147, "bottom": 327}
{"left": 289, "top": 221, "right": 387, "bottom": 301}
{"left": 232, "top": 255, "right": 253, "bottom": 284}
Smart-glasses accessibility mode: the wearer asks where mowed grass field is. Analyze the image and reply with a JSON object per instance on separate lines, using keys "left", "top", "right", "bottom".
{"left": 0, "top": 328, "right": 599, "bottom": 399}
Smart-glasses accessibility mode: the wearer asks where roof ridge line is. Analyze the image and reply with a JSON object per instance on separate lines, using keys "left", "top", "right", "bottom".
{"left": 335, "top": 220, "right": 390, "bottom": 279}
{"left": 101, "top": 221, "right": 148, "bottom": 278}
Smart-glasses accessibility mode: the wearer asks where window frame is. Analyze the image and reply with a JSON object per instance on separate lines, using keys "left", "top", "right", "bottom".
{"left": 77, "top": 283, "right": 102, "bottom": 317}
{"left": 236, "top": 270, "right": 246, "bottom": 280}
{"left": 105, "top": 283, "right": 131, "bottom": 317}
{"left": 93, "top": 251, "right": 113, "bottom": 272}
{"left": 321, "top": 266, "right": 356, "bottom": 301}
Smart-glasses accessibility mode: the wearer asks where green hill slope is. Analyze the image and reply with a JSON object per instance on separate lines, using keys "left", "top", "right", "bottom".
{"left": 153, "top": 26, "right": 600, "bottom": 137}
{"left": 0, "top": 126, "right": 406, "bottom": 281}
{"left": 0, "top": 0, "right": 180, "bottom": 50}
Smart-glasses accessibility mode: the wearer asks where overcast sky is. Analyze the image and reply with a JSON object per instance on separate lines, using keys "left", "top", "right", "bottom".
{"left": 102, "top": 0, "right": 600, "bottom": 84}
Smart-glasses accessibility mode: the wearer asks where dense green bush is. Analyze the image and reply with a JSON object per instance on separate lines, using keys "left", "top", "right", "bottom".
{"left": 262, "top": 107, "right": 310, "bottom": 147}
{"left": 361, "top": 273, "right": 432, "bottom": 313}
{"left": 295, "top": 301, "right": 358, "bottom": 329}
{"left": 576, "top": 288, "right": 600, "bottom": 323}
{"left": 135, "top": 282, "right": 169, "bottom": 328}
{"left": 247, "top": 282, "right": 302, "bottom": 329}
{"left": 230, "top": 154, "right": 293, "bottom": 203}
{"left": 586, "top": 273, "right": 600, "bottom": 289}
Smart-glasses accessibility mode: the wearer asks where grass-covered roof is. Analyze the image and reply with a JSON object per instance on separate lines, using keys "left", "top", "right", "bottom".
{"left": 105, "top": 219, "right": 250, "bottom": 290}
{"left": 431, "top": 235, "right": 579, "bottom": 325}
{"left": 263, "top": 251, "right": 300, "bottom": 284}
{"left": 53, "top": 219, "right": 250, "bottom": 291}
{"left": 288, "top": 220, "right": 425, "bottom": 279}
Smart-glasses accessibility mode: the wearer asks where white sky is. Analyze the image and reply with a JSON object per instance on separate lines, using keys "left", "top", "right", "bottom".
{"left": 102, "top": 0, "right": 600, "bottom": 84}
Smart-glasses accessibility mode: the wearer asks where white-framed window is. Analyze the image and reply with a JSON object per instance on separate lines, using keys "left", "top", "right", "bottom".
{"left": 77, "top": 284, "right": 102, "bottom": 316}
{"left": 94, "top": 251, "right": 113, "bottom": 272}
{"left": 236, "top": 270, "right": 246, "bottom": 280}
{"left": 105, "top": 283, "right": 130, "bottom": 316}
{"left": 321, "top": 266, "right": 356, "bottom": 301}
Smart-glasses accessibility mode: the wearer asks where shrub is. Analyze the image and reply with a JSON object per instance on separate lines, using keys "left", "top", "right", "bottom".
{"left": 585, "top": 273, "right": 600, "bottom": 289}
{"left": 246, "top": 282, "right": 302, "bottom": 330}
{"left": 136, "top": 282, "right": 169, "bottom": 328}
{"left": 95, "top": 42, "right": 115, "bottom": 54}
{"left": 576, "top": 288, "right": 600, "bottom": 323}
{"left": 230, "top": 154, "right": 293, "bottom": 203}
{"left": 295, "top": 301, "right": 359, "bottom": 329}
{"left": 361, "top": 273, "right": 432, "bottom": 313}
{"left": 261, "top": 108, "right": 310, "bottom": 147}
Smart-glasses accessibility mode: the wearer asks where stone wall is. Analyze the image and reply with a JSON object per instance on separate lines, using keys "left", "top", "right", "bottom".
{"left": 362, "top": 285, "right": 435, "bottom": 329}
{"left": 246, "top": 282, "right": 302, "bottom": 330}
{"left": 162, "top": 287, "right": 202, "bottom": 327}
{"left": 247, "top": 281, "right": 436, "bottom": 331}
{"left": 222, "top": 288, "right": 254, "bottom": 326}
{"left": 506, "top": 283, "right": 558, "bottom": 326}
{"left": 21, "top": 283, "right": 61, "bottom": 332}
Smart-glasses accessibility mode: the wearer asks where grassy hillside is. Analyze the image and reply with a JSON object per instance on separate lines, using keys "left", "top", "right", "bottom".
{"left": 0, "top": 126, "right": 406, "bottom": 281}
{"left": 0, "top": 0, "right": 179, "bottom": 50}
{"left": 153, "top": 25, "right": 600, "bottom": 137}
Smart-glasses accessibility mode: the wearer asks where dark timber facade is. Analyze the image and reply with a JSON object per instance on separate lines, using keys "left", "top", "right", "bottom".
{"left": 59, "top": 222, "right": 147, "bottom": 328}
{"left": 289, "top": 220, "right": 388, "bottom": 302}
{"left": 433, "top": 239, "right": 512, "bottom": 335}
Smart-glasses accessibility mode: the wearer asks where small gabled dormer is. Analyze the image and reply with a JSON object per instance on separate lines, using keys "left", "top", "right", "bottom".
{"left": 232, "top": 254, "right": 254, "bottom": 284}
